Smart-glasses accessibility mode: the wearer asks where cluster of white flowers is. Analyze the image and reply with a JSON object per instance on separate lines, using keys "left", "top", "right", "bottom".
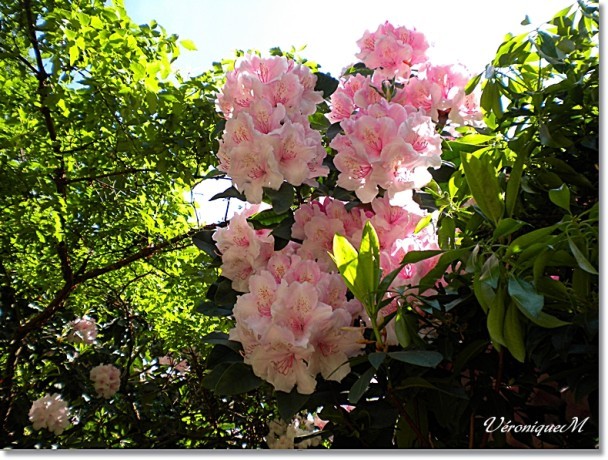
{"left": 28, "top": 393, "right": 71, "bottom": 435}
{"left": 265, "top": 415, "right": 323, "bottom": 449}
{"left": 90, "top": 364, "right": 121, "bottom": 399}
{"left": 67, "top": 317, "right": 97, "bottom": 344}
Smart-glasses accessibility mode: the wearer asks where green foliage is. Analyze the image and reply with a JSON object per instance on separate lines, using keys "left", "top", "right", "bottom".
{"left": 0, "top": 0, "right": 275, "bottom": 448}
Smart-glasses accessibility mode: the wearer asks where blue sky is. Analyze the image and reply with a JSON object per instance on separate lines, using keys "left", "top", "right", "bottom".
{"left": 124, "top": 0, "right": 574, "bottom": 78}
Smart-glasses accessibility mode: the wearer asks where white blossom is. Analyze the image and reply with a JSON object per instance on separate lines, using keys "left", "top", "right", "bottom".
{"left": 28, "top": 394, "right": 71, "bottom": 435}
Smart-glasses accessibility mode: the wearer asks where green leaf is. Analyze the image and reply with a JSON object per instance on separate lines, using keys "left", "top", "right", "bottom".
{"left": 419, "top": 248, "right": 469, "bottom": 292}
{"left": 368, "top": 352, "right": 386, "bottom": 370}
{"left": 460, "top": 151, "right": 504, "bottom": 225}
{"left": 201, "top": 362, "right": 263, "bottom": 395}
{"left": 196, "top": 301, "right": 232, "bottom": 317}
{"left": 394, "top": 310, "right": 411, "bottom": 349}
{"left": 465, "top": 72, "right": 482, "bottom": 95}
{"left": 507, "top": 224, "right": 559, "bottom": 255}
{"left": 210, "top": 186, "right": 247, "bottom": 201}
{"left": 69, "top": 45, "right": 80, "bottom": 66}
{"left": 478, "top": 253, "right": 500, "bottom": 289}
{"left": 331, "top": 234, "right": 364, "bottom": 301}
{"left": 388, "top": 351, "right": 443, "bottom": 368}
{"left": 473, "top": 277, "right": 495, "bottom": 314}
{"left": 265, "top": 182, "right": 294, "bottom": 215}
{"left": 568, "top": 238, "right": 598, "bottom": 275}
{"left": 276, "top": 390, "right": 310, "bottom": 422}
{"left": 348, "top": 366, "right": 376, "bottom": 404}
{"left": 358, "top": 221, "right": 381, "bottom": 308}
{"left": 192, "top": 230, "right": 219, "bottom": 259}
{"left": 549, "top": 184, "right": 571, "bottom": 213}
{"left": 180, "top": 39, "right": 197, "bottom": 51}
{"left": 493, "top": 218, "right": 527, "bottom": 240}
{"left": 486, "top": 286, "right": 506, "bottom": 346}
{"left": 414, "top": 214, "right": 433, "bottom": 234}
{"left": 503, "top": 302, "right": 525, "bottom": 362}
{"left": 314, "top": 72, "right": 339, "bottom": 98}
{"left": 508, "top": 277, "right": 543, "bottom": 319}
{"left": 452, "top": 339, "right": 489, "bottom": 374}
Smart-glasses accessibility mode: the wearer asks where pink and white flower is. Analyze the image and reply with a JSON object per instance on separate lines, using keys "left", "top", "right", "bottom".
{"left": 29, "top": 394, "right": 71, "bottom": 435}
{"left": 90, "top": 364, "right": 121, "bottom": 399}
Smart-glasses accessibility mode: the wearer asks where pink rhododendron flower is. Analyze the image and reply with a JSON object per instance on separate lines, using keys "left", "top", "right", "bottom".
{"left": 213, "top": 211, "right": 275, "bottom": 291}
{"left": 356, "top": 22, "right": 429, "bottom": 79}
{"left": 331, "top": 102, "right": 442, "bottom": 203}
{"left": 216, "top": 54, "right": 328, "bottom": 203}
{"left": 29, "top": 394, "right": 71, "bottom": 435}
{"left": 67, "top": 316, "right": 97, "bottom": 344}
{"left": 90, "top": 364, "right": 121, "bottom": 399}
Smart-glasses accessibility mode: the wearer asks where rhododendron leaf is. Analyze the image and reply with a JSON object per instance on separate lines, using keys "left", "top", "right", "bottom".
{"left": 492, "top": 218, "right": 527, "bottom": 240}
{"left": 326, "top": 122, "right": 343, "bottom": 141}
{"left": 388, "top": 351, "right": 443, "bottom": 368}
{"left": 368, "top": 352, "right": 386, "bottom": 370}
{"left": 331, "top": 234, "right": 364, "bottom": 301}
{"left": 201, "top": 362, "right": 263, "bottom": 395}
{"left": 503, "top": 302, "right": 525, "bottom": 362}
{"left": 394, "top": 311, "right": 411, "bottom": 349}
{"left": 192, "top": 230, "right": 220, "bottom": 260}
{"left": 506, "top": 224, "right": 559, "bottom": 255}
{"left": 414, "top": 214, "right": 433, "bottom": 234}
{"left": 479, "top": 254, "right": 500, "bottom": 289}
{"left": 265, "top": 183, "right": 294, "bottom": 215}
{"left": 548, "top": 183, "right": 571, "bottom": 213}
{"left": 207, "top": 277, "right": 239, "bottom": 307}
{"left": 196, "top": 301, "right": 232, "bottom": 317}
{"left": 419, "top": 249, "right": 469, "bottom": 293}
{"left": 486, "top": 286, "right": 506, "bottom": 346}
{"left": 460, "top": 151, "right": 504, "bottom": 225}
{"left": 358, "top": 221, "right": 381, "bottom": 308}
{"left": 276, "top": 390, "right": 310, "bottom": 422}
{"left": 568, "top": 238, "right": 598, "bottom": 274}
{"left": 348, "top": 366, "right": 376, "bottom": 404}
{"left": 314, "top": 72, "right": 339, "bottom": 98}
{"left": 508, "top": 277, "right": 543, "bottom": 319}
{"left": 210, "top": 186, "right": 247, "bottom": 201}
{"left": 452, "top": 339, "right": 489, "bottom": 375}
{"left": 465, "top": 72, "right": 482, "bottom": 95}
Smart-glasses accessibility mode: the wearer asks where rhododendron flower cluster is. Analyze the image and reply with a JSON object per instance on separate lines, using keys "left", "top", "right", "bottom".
{"left": 356, "top": 21, "right": 429, "bottom": 80}
{"left": 29, "top": 394, "right": 71, "bottom": 435}
{"left": 228, "top": 246, "right": 365, "bottom": 394}
{"left": 67, "top": 316, "right": 97, "bottom": 344}
{"left": 90, "top": 364, "right": 121, "bottom": 399}
{"left": 330, "top": 100, "right": 442, "bottom": 203}
{"left": 210, "top": 21, "right": 476, "bottom": 394}
{"left": 212, "top": 211, "right": 275, "bottom": 292}
{"left": 216, "top": 54, "right": 328, "bottom": 203}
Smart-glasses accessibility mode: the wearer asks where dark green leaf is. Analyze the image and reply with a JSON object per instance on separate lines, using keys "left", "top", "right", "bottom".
{"left": 314, "top": 72, "right": 339, "bottom": 98}
{"left": 265, "top": 182, "right": 294, "bottom": 215}
{"left": 210, "top": 186, "right": 246, "bottom": 201}
{"left": 388, "top": 351, "right": 443, "bottom": 368}
{"left": 348, "top": 366, "right": 376, "bottom": 404}
{"left": 568, "top": 238, "right": 598, "bottom": 274}
{"left": 368, "top": 352, "right": 386, "bottom": 370}
{"left": 276, "top": 390, "right": 310, "bottom": 422}
{"left": 201, "top": 362, "right": 263, "bottom": 395}
{"left": 508, "top": 277, "right": 543, "bottom": 319}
